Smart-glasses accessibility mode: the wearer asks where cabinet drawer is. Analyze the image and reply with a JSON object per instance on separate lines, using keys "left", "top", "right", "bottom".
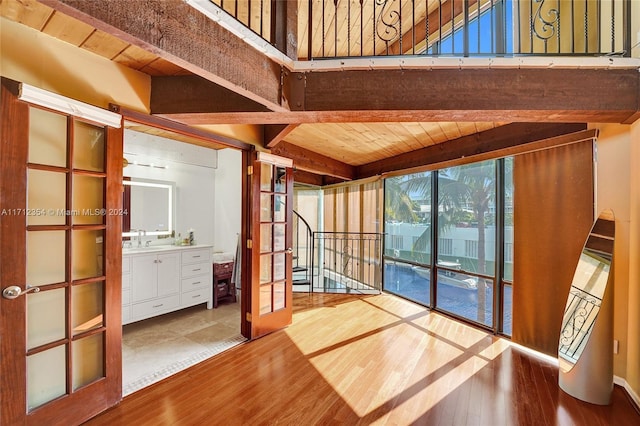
{"left": 214, "top": 261, "right": 234, "bottom": 277}
{"left": 132, "top": 294, "right": 180, "bottom": 320}
{"left": 122, "top": 273, "right": 131, "bottom": 291}
{"left": 181, "top": 262, "right": 211, "bottom": 278}
{"left": 181, "top": 276, "right": 210, "bottom": 293}
{"left": 181, "top": 288, "right": 210, "bottom": 308}
{"left": 182, "top": 249, "right": 211, "bottom": 265}
{"left": 122, "top": 288, "right": 131, "bottom": 306}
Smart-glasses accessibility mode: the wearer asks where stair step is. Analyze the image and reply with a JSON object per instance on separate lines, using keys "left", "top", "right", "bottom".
{"left": 293, "top": 266, "right": 307, "bottom": 273}
{"left": 293, "top": 279, "right": 311, "bottom": 286}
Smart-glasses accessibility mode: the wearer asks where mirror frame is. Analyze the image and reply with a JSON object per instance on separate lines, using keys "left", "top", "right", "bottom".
{"left": 122, "top": 179, "right": 175, "bottom": 237}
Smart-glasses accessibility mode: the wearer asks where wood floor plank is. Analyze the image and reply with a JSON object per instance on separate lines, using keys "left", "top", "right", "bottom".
{"left": 84, "top": 293, "right": 640, "bottom": 426}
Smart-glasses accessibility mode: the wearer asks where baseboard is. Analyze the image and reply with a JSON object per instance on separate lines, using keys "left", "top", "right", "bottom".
{"left": 614, "top": 375, "right": 640, "bottom": 413}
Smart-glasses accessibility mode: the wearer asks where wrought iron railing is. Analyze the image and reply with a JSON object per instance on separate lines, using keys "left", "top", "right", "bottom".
{"left": 559, "top": 285, "right": 602, "bottom": 364}
{"left": 303, "top": 0, "right": 632, "bottom": 58}
{"left": 207, "top": 0, "right": 633, "bottom": 59}
{"left": 312, "top": 232, "right": 383, "bottom": 293}
{"left": 210, "top": 0, "right": 273, "bottom": 42}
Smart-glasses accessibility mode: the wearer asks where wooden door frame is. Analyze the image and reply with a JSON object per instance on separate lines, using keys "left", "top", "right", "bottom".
{"left": 0, "top": 78, "right": 124, "bottom": 425}
{"left": 247, "top": 152, "right": 294, "bottom": 338}
{"left": 110, "top": 106, "right": 256, "bottom": 339}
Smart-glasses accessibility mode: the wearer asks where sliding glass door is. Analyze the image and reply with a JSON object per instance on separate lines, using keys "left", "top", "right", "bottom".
{"left": 436, "top": 161, "right": 496, "bottom": 327}
{"left": 383, "top": 172, "right": 432, "bottom": 306}
{"left": 383, "top": 159, "right": 511, "bottom": 332}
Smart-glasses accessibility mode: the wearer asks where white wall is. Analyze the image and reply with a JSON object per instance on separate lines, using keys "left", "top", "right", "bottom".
{"left": 213, "top": 149, "right": 242, "bottom": 254}
{"left": 123, "top": 130, "right": 217, "bottom": 246}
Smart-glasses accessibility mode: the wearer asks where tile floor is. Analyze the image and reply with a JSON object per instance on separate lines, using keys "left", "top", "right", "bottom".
{"left": 122, "top": 301, "right": 245, "bottom": 396}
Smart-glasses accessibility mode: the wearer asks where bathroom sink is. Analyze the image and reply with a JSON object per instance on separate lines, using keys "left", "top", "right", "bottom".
{"left": 122, "top": 245, "right": 173, "bottom": 253}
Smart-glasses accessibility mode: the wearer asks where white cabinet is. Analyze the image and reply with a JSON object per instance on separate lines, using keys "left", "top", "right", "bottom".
{"left": 180, "top": 248, "right": 212, "bottom": 309}
{"left": 131, "top": 253, "right": 180, "bottom": 302}
{"left": 122, "top": 246, "right": 213, "bottom": 325}
{"left": 122, "top": 256, "right": 131, "bottom": 324}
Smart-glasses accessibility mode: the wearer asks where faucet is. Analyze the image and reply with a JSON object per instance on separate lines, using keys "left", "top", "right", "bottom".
{"left": 137, "top": 229, "right": 146, "bottom": 247}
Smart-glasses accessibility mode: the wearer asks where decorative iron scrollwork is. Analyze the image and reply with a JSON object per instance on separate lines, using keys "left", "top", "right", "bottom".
{"left": 532, "top": 0, "right": 560, "bottom": 41}
{"left": 559, "top": 285, "right": 602, "bottom": 362}
{"left": 375, "top": 0, "right": 401, "bottom": 43}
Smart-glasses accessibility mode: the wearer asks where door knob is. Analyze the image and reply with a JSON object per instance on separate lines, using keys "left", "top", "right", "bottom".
{"left": 286, "top": 247, "right": 293, "bottom": 254}
{"left": 2, "top": 285, "right": 40, "bottom": 300}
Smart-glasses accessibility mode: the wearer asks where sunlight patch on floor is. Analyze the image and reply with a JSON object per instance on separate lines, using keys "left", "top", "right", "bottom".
{"left": 477, "top": 337, "right": 511, "bottom": 360}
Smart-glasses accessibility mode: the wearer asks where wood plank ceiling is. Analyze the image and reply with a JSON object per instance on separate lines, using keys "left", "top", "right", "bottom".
{"left": 1, "top": 0, "right": 507, "bottom": 178}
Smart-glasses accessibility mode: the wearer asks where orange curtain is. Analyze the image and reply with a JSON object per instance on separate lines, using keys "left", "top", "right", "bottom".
{"left": 512, "top": 140, "right": 595, "bottom": 356}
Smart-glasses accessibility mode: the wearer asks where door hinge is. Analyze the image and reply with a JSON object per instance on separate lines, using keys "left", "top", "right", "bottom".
{"left": 247, "top": 165, "right": 253, "bottom": 175}
{"left": 247, "top": 239, "right": 253, "bottom": 249}
{"left": 246, "top": 312, "right": 252, "bottom": 322}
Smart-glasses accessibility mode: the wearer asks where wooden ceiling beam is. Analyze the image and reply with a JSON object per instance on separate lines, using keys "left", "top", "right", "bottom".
{"left": 41, "top": 0, "right": 285, "bottom": 111}
{"left": 356, "top": 122, "right": 588, "bottom": 178}
{"left": 158, "top": 109, "right": 635, "bottom": 125}
{"left": 292, "top": 169, "right": 325, "bottom": 187}
{"left": 264, "top": 124, "right": 299, "bottom": 148}
{"left": 300, "top": 69, "right": 640, "bottom": 118}
{"left": 158, "top": 68, "right": 639, "bottom": 124}
{"left": 270, "top": 142, "right": 356, "bottom": 180}
{"left": 151, "top": 76, "right": 269, "bottom": 114}
{"left": 112, "top": 105, "right": 252, "bottom": 151}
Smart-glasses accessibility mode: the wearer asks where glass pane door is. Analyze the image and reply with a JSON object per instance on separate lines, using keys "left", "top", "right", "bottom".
{"left": 25, "top": 107, "right": 107, "bottom": 410}
{"left": 251, "top": 155, "right": 293, "bottom": 338}
{"left": 0, "top": 81, "right": 122, "bottom": 425}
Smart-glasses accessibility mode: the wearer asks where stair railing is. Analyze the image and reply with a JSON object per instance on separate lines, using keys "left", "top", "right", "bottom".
{"left": 292, "top": 210, "right": 313, "bottom": 292}
{"left": 311, "top": 232, "right": 383, "bottom": 294}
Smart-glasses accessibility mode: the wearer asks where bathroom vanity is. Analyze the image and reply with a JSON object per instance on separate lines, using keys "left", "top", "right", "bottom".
{"left": 122, "top": 245, "right": 213, "bottom": 325}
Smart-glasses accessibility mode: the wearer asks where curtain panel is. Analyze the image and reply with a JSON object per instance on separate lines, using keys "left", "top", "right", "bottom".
{"left": 512, "top": 139, "right": 595, "bottom": 356}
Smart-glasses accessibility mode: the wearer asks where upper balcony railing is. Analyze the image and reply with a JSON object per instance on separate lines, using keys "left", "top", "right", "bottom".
{"left": 210, "top": 0, "right": 634, "bottom": 59}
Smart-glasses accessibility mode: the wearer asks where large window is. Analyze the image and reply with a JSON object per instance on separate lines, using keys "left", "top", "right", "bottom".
{"left": 384, "top": 159, "right": 511, "bottom": 332}
{"left": 437, "top": 161, "right": 495, "bottom": 326}
{"left": 502, "top": 157, "right": 514, "bottom": 336}
{"left": 383, "top": 172, "right": 432, "bottom": 305}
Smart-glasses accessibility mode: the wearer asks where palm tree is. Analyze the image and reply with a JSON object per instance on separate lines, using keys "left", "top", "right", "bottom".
{"left": 443, "top": 162, "right": 495, "bottom": 323}
{"left": 386, "top": 162, "right": 497, "bottom": 324}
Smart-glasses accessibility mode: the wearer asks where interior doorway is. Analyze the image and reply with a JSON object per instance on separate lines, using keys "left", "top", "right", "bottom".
{"left": 120, "top": 125, "right": 245, "bottom": 395}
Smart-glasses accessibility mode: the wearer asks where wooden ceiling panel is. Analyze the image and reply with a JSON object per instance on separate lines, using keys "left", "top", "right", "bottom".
{"left": 283, "top": 121, "right": 505, "bottom": 167}
{"left": 80, "top": 29, "right": 130, "bottom": 59}
{"left": 140, "top": 58, "right": 192, "bottom": 76}
{"left": 41, "top": 9, "right": 94, "bottom": 45}
{"left": 0, "top": 0, "right": 53, "bottom": 30}
{"left": 1, "top": 0, "right": 188, "bottom": 77}
{"left": 112, "top": 45, "right": 159, "bottom": 71}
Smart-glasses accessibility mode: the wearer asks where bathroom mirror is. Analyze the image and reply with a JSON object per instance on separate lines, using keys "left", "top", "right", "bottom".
{"left": 558, "top": 209, "right": 614, "bottom": 369}
{"left": 122, "top": 179, "right": 175, "bottom": 237}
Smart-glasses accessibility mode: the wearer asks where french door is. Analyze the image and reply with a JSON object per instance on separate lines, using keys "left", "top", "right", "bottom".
{"left": 0, "top": 79, "right": 122, "bottom": 425}
{"left": 249, "top": 152, "right": 294, "bottom": 338}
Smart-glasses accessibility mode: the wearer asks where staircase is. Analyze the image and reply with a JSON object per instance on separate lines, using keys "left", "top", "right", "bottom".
{"left": 292, "top": 210, "right": 312, "bottom": 292}
{"left": 292, "top": 210, "right": 383, "bottom": 294}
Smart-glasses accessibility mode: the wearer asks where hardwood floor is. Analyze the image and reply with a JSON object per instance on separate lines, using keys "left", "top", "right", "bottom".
{"left": 85, "top": 293, "right": 639, "bottom": 425}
